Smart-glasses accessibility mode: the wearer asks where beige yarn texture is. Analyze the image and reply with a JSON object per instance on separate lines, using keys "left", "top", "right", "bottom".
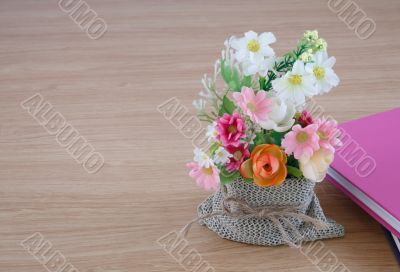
{"left": 197, "top": 177, "right": 344, "bottom": 246}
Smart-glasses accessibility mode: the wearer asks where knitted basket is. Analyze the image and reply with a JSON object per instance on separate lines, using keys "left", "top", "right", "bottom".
{"left": 197, "top": 177, "right": 344, "bottom": 246}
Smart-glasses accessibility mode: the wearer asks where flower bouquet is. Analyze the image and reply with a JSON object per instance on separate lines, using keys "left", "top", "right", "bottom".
{"left": 185, "top": 30, "right": 344, "bottom": 246}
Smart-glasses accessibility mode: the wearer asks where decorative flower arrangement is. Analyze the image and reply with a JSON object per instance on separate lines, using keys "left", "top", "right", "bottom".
{"left": 187, "top": 30, "right": 341, "bottom": 190}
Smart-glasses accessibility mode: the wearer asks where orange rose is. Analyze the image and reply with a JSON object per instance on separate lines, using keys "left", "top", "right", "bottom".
{"left": 240, "top": 144, "right": 287, "bottom": 187}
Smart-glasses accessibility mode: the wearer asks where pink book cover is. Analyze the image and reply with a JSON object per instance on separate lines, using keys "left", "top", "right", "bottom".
{"left": 326, "top": 108, "right": 400, "bottom": 238}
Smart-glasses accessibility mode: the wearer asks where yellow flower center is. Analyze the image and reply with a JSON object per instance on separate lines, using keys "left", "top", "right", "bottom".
{"left": 217, "top": 152, "right": 224, "bottom": 158}
{"left": 296, "top": 131, "right": 309, "bottom": 143}
{"left": 288, "top": 74, "right": 302, "bottom": 85}
{"left": 233, "top": 151, "right": 243, "bottom": 161}
{"left": 247, "top": 39, "right": 260, "bottom": 53}
{"left": 313, "top": 67, "right": 325, "bottom": 80}
{"left": 227, "top": 125, "right": 237, "bottom": 134}
{"left": 202, "top": 167, "right": 213, "bottom": 175}
{"left": 247, "top": 102, "right": 257, "bottom": 113}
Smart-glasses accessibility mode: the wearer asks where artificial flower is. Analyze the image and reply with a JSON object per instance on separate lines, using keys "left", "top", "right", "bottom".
{"left": 303, "top": 30, "right": 319, "bottom": 43}
{"left": 240, "top": 144, "right": 287, "bottom": 187}
{"left": 299, "top": 148, "right": 333, "bottom": 182}
{"left": 213, "top": 146, "right": 232, "bottom": 165}
{"left": 225, "top": 144, "right": 250, "bottom": 172}
{"left": 299, "top": 49, "right": 314, "bottom": 63}
{"left": 272, "top": 60, "right": 317, "bottom": 106}
{"left": 206, "top": 122, "right": 218, "bottom": 142}
{"left": 305, "top": 51, "right": 340, "bottom": 94}
{"left": 258, "top": 94, "right": 295, "bottom": 132}
{"left": 314, "top": 118, "right": 341, "bottom": 153}
{"left": 315, "top": 38, "right": 327, "bottom": 52}
{"left": 231, "top": 30, "right": 276, "bottom": 65}
{"left": 193, "top": 147, "right": 214, "bottom": 168}
{"left": 232, "top": 87, "right": 272, "bottom": 124}
{"left": 298, "top": 110, "right": 313, "bottom": 127}
{"left": 216, "top": 112, "right": 246, "bottom": 147}
{"left": 242, "top": 57, "right": 276, "bottom": 76}
{"left": 187, "top": 162, "right": 220, "bottom": 190}
{"left": 193, "top": 99, "right": 206, "bottom": 113}
{"left": 281, "top": 124, "right": 320, "bottom": 160}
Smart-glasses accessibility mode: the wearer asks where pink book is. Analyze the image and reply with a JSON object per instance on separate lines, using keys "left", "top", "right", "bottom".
{"left": 326, "top": 108, "right": 400, "bottom": 239}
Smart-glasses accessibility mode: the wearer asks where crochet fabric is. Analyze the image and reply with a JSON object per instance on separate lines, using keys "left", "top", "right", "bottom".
{"left": 198, "top": 177, "right": 344, "bottom": 246}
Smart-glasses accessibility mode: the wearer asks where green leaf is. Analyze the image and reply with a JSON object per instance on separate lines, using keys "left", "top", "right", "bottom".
{"left": 250, "top": 131, "right": 273, "bottom": 152}
{"left": 228, "top": 80, "right": 239, "bottom": 92}
{"left": 254, "top": 132, "right": 267, "bottom": 146}
{"left": 230, "top": 68, "right": 241, "bottom": 91}
{"left": 208, "top": 142, "right": 220, "bottom": 156}
{"left": 242, "top": 75, "right": 252, "bottom": 87}
{"left": 221, "top": 59, "right": 232, "bottom": 84}
{"left": 270, "top": 131, "right": 285, "bottom": 146}
{"left": 259, "top": 76, "right": 266, "bottom": 90}
{"left": 287, "top": 165, "right": 303, "bottom": 178}
{"left": 219, "top": 168, "right": 240, "bottom": 185}
{"left": 218, "top": 95, "right": 236, "bottom": 116}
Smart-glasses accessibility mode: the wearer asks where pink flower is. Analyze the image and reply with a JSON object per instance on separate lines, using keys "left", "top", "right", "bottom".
{"left": 187, "top": 162, "right": 220, "bottom": 191}
{"left": 225, "top": 144, "right": 250, "bottom": 172}
{"left": 298, "top": 110, "right": 313, "bottom": 127}
{"left": 232, "top": 87, "right": 272, "bottom": 123}
{"left": 314, "top": 118, "right": 341, "bottom": 153}
{"left": 216, "top": 112, "right": 246, "bottom": 147}
{"left": 281, "top": 124, "right": 320, "bottom": 160}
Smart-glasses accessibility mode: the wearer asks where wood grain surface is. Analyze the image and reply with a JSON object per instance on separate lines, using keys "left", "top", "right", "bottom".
{"left": 0, "top": 0, "right": 399, "bottom": 271}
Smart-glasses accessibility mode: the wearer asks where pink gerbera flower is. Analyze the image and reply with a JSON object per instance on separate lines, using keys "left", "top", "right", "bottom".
{"left": 187, "top": 162, "right": 220, "bottom": 191}
{"left": 281, "top": 124, "right": 320, "bottom": 160}
{"left": 314, "top": 118, "right": 342, "bottom": 153}
{"left": 216, "top": 112, "right": 246, "bottom": 147}
{"left": 232, "top": 87, "right": 272, "bottom": 124}
{"left": 225, "top": 144, "right": 250, "bottom": 172}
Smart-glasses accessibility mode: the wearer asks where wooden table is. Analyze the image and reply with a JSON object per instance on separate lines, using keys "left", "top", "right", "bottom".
{"left": 1, "top": 0, "right": 399, "bottom": 271}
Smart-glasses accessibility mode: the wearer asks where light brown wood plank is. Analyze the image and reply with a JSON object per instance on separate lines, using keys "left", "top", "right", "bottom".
{"left": 0, "top": 0, "right": 399, "bottom": 271}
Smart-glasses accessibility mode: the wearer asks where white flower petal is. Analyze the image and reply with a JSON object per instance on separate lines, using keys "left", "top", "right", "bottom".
{"left": 325, "top": 69, "right": 340, "bottom": 86}
{"left": 323, "top": 56, "right": 336, "bottom": 68}
{"left": 244, "top": 30, "right": 258, "bottom": 40}
{"left": 259, "top": 32, "right": 276, "bottom": 45}
{"left": 292, "top": 61, "right": 305, "bottom": 74}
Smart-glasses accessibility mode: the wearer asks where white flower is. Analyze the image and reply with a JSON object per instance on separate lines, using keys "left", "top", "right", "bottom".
{"left": 206, "top": 122, "right": 218, "bottom": 142}
{"left": 193, "top": 148, "right": 214, "bottom": 168}
{"left": 272, "top": 60, "right": 317, "bottom": 106}
{"left": 193, "top": 99, "right": 206, "bottom": 113}
{"left": 213, "top": 146, "right": 232, "bottom": 165}
{"left": 259, "top": 95, "right": 296, "bottom": 132}
{"left": 243, "top": 56, "right": 276, "bottom": 76}
{"left": 300, "top": 148, "right": 334, "bottom": 182}
{"left": 231, "top": 30, "right": 276, "bottom": 71}
{"left": 305, "top": 51, "right": 340, "bottom": 94}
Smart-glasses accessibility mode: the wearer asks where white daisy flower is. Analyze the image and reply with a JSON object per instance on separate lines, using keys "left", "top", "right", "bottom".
{"left": 231, "top": 30, "right": 276, "bottom": 66}
{"left": 305, "top": 51, "right": 340, "bottom": 94}
{"left": 272, "top": 60, "right": 317, "bottom": 107}
{"left": 243, "top": 56, "right": 276, "bottom": 76}
{"left": 213, "top": 146, "right": 232, "bottom": 165}
{"left": 193, "top": 148, "right": 214, "bottom": 168}
{"left": 205, "top": 122, "right": 219, "bottom": 142}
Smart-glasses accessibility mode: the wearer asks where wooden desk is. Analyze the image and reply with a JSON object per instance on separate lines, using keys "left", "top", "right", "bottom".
{"left": 0, "top": 0, "right": 399, "bottom": 271}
